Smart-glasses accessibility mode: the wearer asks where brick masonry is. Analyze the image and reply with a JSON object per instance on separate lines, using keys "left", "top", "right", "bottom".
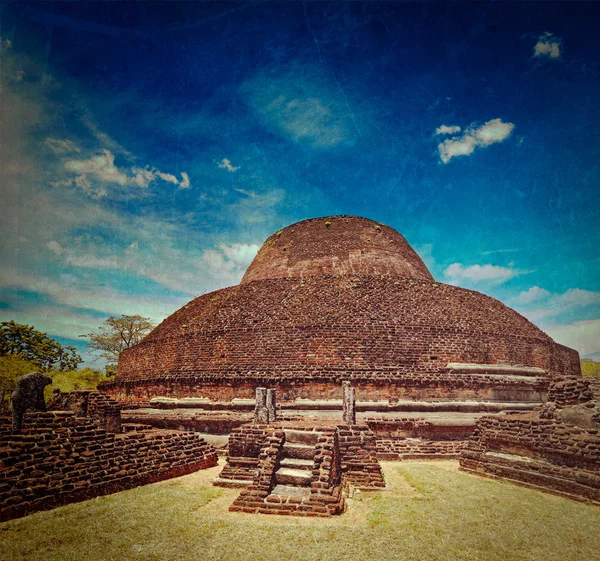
{"left": 101, "top": 216, "right": 579, "bottom": 406}
{"left": 459, "top": 380, "right": 600, "bottom": 504}
{"left": 0, "top": 408, "right": 218, "bottom": 521}
{"left": 220, "top": 422, "right": 384, "bottom": 516}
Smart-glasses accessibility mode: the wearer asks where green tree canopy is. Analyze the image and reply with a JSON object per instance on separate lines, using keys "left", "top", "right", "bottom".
{"left": 81, "top": 315, "right": 155, "bottom": 369}
{"left": 0, "top": 321, "right": 82, "bottom": 371}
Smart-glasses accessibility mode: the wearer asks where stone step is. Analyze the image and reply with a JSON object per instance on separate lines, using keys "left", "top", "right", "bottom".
{"left": 280, "top": 458, "right": 313, "bottom": 469}
{"left": 284, "top": 429, "right": 322, "bottom": 445}
{"left": 270, "top": 484, "right": 311, "bottom": 498}
{"left": 282, "top": 443, "right": 316, "bottom": 460}
{"left": 276, "top": 467, "right": 313, "bottom": 487}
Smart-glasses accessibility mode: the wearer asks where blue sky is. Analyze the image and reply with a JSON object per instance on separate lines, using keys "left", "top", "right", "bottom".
{"left": 0, "top": 1, "right": 599, "bottom": 367}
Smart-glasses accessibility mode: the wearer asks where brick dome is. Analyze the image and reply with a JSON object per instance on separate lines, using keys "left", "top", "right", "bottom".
{"left": 111, "top": 216, "right": 580, "bottom": 403}
{"left": 241, "top": 216, "right": 434, "bottom": 284}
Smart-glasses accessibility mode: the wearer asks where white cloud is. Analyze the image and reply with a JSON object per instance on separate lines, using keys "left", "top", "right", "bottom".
{"left": 512, "top": 287, "right": 600, "bottom": 322}
{"left": 179, "top": 172, "right": 190, "bottom": 189}
{"left": 44, "top": 137, "right": 80, "bottom": 155}
{"left": 435, "top": 125, "right": 461, "bottom": 136}
{"left": 444, "top": 262, "right": 528, "bottom": 284}
{"left": 201, "top": 243, "right": 260, "bottom": 286}
{"left": 543, "top": 318, "right": 600, "bottom": 357}
{"left": 217, "top": 158, "right": 240, "bottom": 173}
{"left": 533, "top": 32, "right": 562, "bottom": 60}
{"left": 62, "top": 150, "right": 190, "bottom": 194}
{"left": 437, "top": 118, "right": 515, "bottom": 163}
{"left": 514, "top": 286, "right": 551, "bottom": 304}
{"left": 218, "top": 243, "right": 260, "bottom": 267}
{"left": 65, "top": 149, "right": 129, "bottom": 186}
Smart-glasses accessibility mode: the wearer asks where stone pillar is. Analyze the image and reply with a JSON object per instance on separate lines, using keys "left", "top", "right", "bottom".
{"left": 342, "top": 381, "right": 356, "bottom": 425}
{"left": 104, "top": 408, "right": 122, "bottom": 434}
{"left": 254, "top": 387, "right": 269, "bottom": 424}
{"left": 266, "top": 388, "right": 277, "bottom": 423}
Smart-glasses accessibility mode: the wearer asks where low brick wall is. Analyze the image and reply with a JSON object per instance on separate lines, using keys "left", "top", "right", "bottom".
{"left": 338, "top": 425, "right": 385, "bottom": 488}
{"left": 376, "top": 438, "right": 467, "bottom": 460}
{"left": 460, "top": 413, "right": 600, "bottom": 504}
{"left": 0, "top": 411, "right": 218, "bottom": 521}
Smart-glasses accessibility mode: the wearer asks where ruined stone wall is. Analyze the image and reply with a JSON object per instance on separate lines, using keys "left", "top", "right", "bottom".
{"left": 0, "top": 412, "right": 218, "bottom": 521}
{"left": 460, "top": 414, "right": 600, "bottom": 504}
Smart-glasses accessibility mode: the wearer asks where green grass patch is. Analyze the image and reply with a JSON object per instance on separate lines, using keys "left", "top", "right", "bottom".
{"left": 1, "top": 462, "right": 598, "bottom": 561}
{"left": 581, "top": 359, "right": 600, "bottom": 379}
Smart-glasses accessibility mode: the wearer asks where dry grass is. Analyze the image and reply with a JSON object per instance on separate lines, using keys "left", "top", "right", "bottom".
{"left": 1, "top": 459, "right": 598, "bottom": 561}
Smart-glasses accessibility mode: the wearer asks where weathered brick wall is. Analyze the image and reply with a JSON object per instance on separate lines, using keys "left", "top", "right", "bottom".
{"left": 103, "top": 272, "right": 579, "bottom": 407}
{"left": 102, "top": 369, "right": 556, "bottom": 407}
{"left": 376, "top": 438, "right": 467, "bottom": 459}
{"left": 365, "top": 417, "right": 470, "bottom": 459}
{"left": 338, "top": 425, "right": 385, "bottom": 488}
{"left": 548, "top": 379, "right": 594, "bottom": 407}
{"left": 0, "top": 412, "right": 218, "bottom": 521}
{"left": 47, "top": 390, "right": 122, "bottom": 433}
{"left": 460, "top": 413, "right": 600, "bottom": 504}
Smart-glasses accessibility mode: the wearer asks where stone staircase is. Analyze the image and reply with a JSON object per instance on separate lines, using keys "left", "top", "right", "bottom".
{"left": 270, "top": 429, "right": 319, "bottom": 499}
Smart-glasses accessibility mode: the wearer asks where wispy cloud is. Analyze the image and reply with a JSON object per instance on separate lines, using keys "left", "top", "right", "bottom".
{"left": 45, "top": 137, "right": 81, "bottom": 155}
{"left": 480, "top": 248, "right": 519, "bottom": 256}
{"left": 65, "top": 149, "right": 129, "bottom": 186}
{"left": 217, "top": 158, "right": 240, "bottom": 173}
{"left": 444, "top": 262, "right": 529, "bottom": 284}
{"left": 0, "top": 37, "right": 11, "bottom": 53}
{"left": 437, "top": 118, "right": 515, "bottom": 163}
{"left": 533, "top": 32, "right": 562, "bottom": 60}
{"left": 61, "top": 149, "right": 190, "bottom": 195}
{"left": 243, "top": 71, "right": 356, "bottom": 148}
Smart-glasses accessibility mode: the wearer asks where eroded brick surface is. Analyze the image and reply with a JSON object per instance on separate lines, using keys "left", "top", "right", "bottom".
{"left": 0, "top": 411, "right": 218, "bottom": 521}
{"left": 101, "top": 216, "right": 579, "bottom": 406}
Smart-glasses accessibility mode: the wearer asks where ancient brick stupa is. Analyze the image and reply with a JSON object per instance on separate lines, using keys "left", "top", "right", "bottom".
{"left": 104, "top": 215, "right": 580, "bottom": 411}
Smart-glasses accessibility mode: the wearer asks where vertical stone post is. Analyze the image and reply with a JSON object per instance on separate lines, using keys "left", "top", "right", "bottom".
{"left": 342, "top": 381, "right": 356, "bottom": 425}
{"left": 266, "top": 388, "right": 277, "bottom": 423}
{"left": 254, "top": 387, "right": 269, "bottom": 424}
{"left": 104, "top": 408, "right": 122, "bottom": 434}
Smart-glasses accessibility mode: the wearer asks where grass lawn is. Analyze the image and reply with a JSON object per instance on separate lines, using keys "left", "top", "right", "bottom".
{"left": 1, "top": 460, "right": 598, "bottom": 561}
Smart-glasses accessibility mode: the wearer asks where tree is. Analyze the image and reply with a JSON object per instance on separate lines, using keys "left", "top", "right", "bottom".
{"left": 81, "top": 315, "right": 155, "bottom": 369}
{"left": 0, "top": 321, "right": 82, "bottom": 372}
